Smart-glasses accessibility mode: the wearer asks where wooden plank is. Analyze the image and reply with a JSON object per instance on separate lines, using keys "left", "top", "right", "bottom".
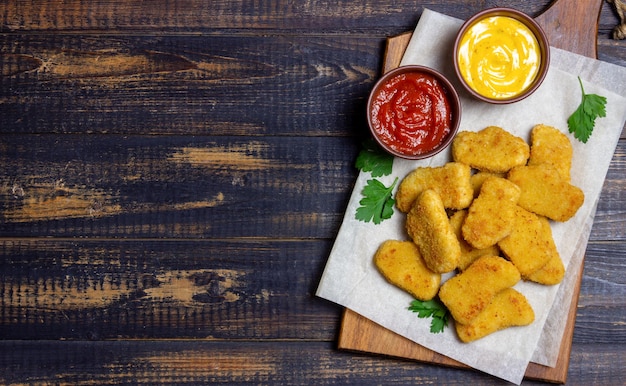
{"left": 2, "top": 0, "right": 622, "bottom": 52}
{"left": 0, "top": 238, "right": 341, "bottom": 340}
{"left": 0, "top": 135, "right": 358, "bottom": 238}
{"left": 337, "top": 0, "right": 608, "bottom": 383}
{"left": 0, "top": 1, "right": 554, "bottom": 32}
{"left": 597, "top": 40, "right": 626, "bottom": 70}
{"left": 1, "top": 0, "right": 621, "bottom": 41}
{"left": 0, "top": 35, "right": 381, "bottom": 136}
{"left": 0, "top": 340, "right": 624, "bottom": 385}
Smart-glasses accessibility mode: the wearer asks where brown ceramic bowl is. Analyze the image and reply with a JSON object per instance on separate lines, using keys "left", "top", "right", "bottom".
{"left": 367, "top": 65, "right": 461, "bottom": 160}
{"left": 453, "top": 8, "right": 550, "bottom": 104}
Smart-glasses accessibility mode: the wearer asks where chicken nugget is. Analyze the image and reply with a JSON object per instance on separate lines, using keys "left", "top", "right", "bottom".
{"left": 449, "top": 210, "right": 500, "bottom": 271}
{"left": 452, "top": 126, "right": 530, "bottom": 173}
{"left": 525, "top": 216, "right": 565, "bottom": 285}
{"left": 462, "top": 177, "right": 521, "bottom": 249}
{"left": 470, "top": 171, "right": 506, "bottom": 198}
{"left": 526, "top": 253, "right": 565, "bottom": 285}
{"left": 439, "top": 256, "right": 521, "bottom": 325}
{"left": 528, "top": 124, "right": 573, "bottom": 181}
{"left": 396, "top": 162, "right": 473, "bottom": 213}
{"left": 455, "top": 288, "right": 535, "bottom": 343}
{"left": 497, "top": 206, "right": 554, "bottom": 278}
{"left": 507, "top": 164, "right": 584, "bottom": 222}
{"left": 374, "top": 240, "right": 441, "bottom": 300}
{"left": 406, "top": 189, "right": 460, "bottom": 274}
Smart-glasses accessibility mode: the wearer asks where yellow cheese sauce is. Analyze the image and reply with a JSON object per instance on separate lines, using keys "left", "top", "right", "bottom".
{"left": 457, "top": 16, "right": 541, "bottom": 100}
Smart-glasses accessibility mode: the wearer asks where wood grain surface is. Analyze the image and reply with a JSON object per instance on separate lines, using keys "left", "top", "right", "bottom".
{"left": 0, "top": 1, "right": 625, "bottom": 385}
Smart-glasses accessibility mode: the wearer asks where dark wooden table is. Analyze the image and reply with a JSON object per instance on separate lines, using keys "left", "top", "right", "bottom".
{"left": 0, "top": 1, "right": 624, "bottom": 384}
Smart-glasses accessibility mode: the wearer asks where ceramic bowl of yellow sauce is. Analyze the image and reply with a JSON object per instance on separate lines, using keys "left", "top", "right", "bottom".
{"left": 453, "top": 8, "right": 550, "bottom": 104}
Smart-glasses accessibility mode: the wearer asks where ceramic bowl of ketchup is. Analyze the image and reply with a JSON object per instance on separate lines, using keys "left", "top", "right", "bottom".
{"left": 367, "top": 65, "right": 461, "bottom": 160}
{"left": 453, "top": 8, "right": 550, "bottom": 104}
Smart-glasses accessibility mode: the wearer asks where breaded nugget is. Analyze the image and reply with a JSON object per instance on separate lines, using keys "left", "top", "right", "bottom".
{"left": 396, "top": 162, "right": 473, "bottom": 213}
{"left": 449, "top": 210, "right": 500, "bottom": 271}
{"left": 452, "top": 126, "right": 530, "bottom": 173}
{"left": 462, "top": 177, "right": 521, "bottom": 249}
{"left": 455, "top": 288, "right": 535, "bottom": 343}
{"left": 525, "top": 216, "right": 565, "bottom": 285}
{"left": 439, "top": 256, "right": 521, "bottom": 325}
{"left": 374, "top": 240, "right": 441, "bottom": 300}
{"left": 406, "top": 189, "right": 460, "bottom": 274}
{"left": 470, "top": 171, "right": 506, "bottom": 198}
{"left": 497, "top": 206, "right": 554, "bottom": 278}
{"left": 528, "top": 124, "right": 573, "bottom": 181}
{"left": 507, "top": 164, "right": 584, "bottom": 222}
{"left": 526, "top": 253, "right": 565, "bottom": 285}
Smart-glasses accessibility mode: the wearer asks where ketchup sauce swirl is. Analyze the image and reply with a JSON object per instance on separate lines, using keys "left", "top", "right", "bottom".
{"left": 370, "top": 72, "right": 452, "bottom": 156}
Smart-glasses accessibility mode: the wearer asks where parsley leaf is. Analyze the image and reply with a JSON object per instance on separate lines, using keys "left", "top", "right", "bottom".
{"left": 567, "top": 77, "right": 607, "bottom": 143}
{"left": 355, "top": 177, "right": 398, "bottom": 224}
{"left": 355, "top": 139, "right": 394, "bottom": 177}
{"left": 408, "top": 298, "right": 449, "bottom": 334}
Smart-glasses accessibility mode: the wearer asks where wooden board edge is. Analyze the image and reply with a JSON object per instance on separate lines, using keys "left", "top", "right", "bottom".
{"left": 381, "top": 31, "right": 412, "bottom": 74}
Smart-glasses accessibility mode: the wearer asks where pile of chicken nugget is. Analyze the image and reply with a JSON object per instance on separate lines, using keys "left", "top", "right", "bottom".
{"left": 374, "top": 124, "right": 585, "bottom": 342}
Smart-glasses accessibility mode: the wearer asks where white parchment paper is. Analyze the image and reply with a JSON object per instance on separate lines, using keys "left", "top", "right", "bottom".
{"left": 317, "top": 9, "right": 626, "bottom": 385}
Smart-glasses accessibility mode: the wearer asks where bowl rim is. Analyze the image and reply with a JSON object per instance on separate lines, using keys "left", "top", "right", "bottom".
{"left": 453, "top": 7, "right": 550, "bottom": 104}
{"left": 367, "top": 65, "right": 461, "bottom": 160}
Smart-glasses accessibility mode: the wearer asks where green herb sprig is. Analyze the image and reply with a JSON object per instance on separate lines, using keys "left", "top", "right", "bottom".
{"left": 355, "top": 178, "right": 398, "bottom": 224}
{"left": 567, "top": 77, "right": 607, "bottom": 143}
{"left": 355, "top": 139, "right": 394, "bottom": 177}
{"left": 354, "top": 139, "right": 396, "bottom": 224}
{"left": 408, "top": 298, "right": 449, "bottom": 334}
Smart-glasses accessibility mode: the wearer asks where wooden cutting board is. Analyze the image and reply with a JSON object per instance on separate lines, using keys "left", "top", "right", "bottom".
{"left": 338, "top": 0, "right": 603, "bottom": 383}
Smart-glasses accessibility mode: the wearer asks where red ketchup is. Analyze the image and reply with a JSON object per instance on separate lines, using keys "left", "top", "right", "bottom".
{"left": 370, "top": 72, "right": 452, "bottom": 156}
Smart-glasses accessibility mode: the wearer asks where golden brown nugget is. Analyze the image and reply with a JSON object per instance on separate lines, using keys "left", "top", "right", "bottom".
{"left": 470, "top": 171, "right": 506, "bottom": 198}
{"left": 449, "top": 210, "right": 500, "bottom": 271}
{"left": 455, "top": 288, "right": 535, "bottom": 343}
{"left": 526, "top": 216, "right": 565, "bottom": 285}
{"left": 507, "top": 164, "right": 584, "bottom": 222}
{"left": 396, "top": 162, "right": 473, "bottom": 212}
{"left": 452, "top": 126, "right": 530, "bottom": 173}
{"left": 439, "top": 256, "right": 521, "bottom": 324}
{"left": 374, "top": 240, "right": 441, "bottom": 301}
{"left": 528, "top": 124, "right": 573, "bottom": 181}
{"left": 406, "top": 189, "right": 461, "bottom": 274}
{"left": 497, "top": 206, "right": 554, "bottom": 278}
{"left": 462, "top": 177, "right": 521, "bottom": 249}
{"left": 526, "top": 252, "right": 565, "bottom": 285}
{"left": 439, "top": 256, "right": 521, "bottom": 325}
